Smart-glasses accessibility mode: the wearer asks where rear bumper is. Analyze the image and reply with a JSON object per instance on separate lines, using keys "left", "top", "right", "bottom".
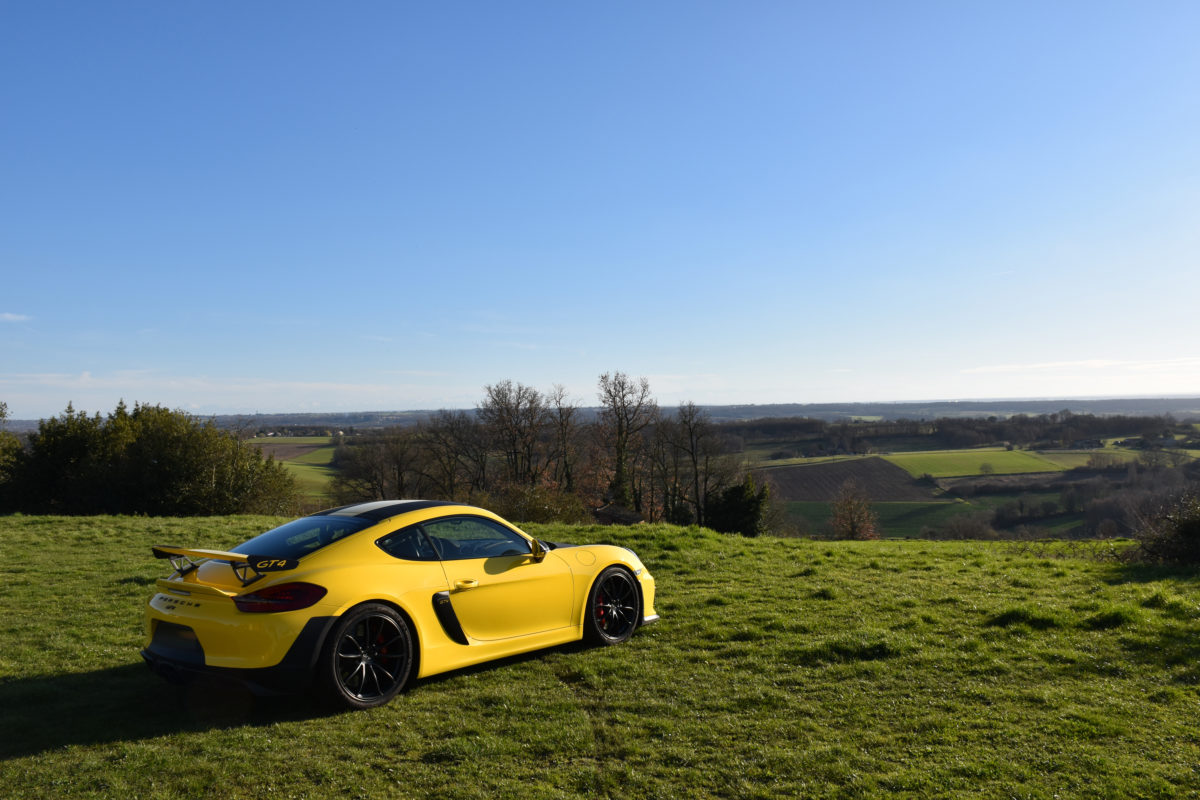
{"left": 142, "top": 615, "right": 337, "bottom": 696}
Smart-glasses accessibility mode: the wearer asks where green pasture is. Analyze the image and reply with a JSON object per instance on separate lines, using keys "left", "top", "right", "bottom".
{"left": 884, "top": 448, "right": 1063, "bottom": 478}
{"left": 787, "top": 500, "right": 971, "bottom": 538}
{"left": 4, "top": 515, "right": 1198, "bottom": 798}
{"left": 281, "top": 457, "right": 336, "bottom": 498}
{"left": 250, "top": 437, "right": 337, "bottom": 498}
{"left": 786, "top": 491, "right": 1088, "bottom": 540}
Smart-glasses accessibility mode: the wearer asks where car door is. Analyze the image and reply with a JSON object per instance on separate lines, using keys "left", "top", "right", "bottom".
{"left": 424, "top": 516, "right": 574, "bottom": 641}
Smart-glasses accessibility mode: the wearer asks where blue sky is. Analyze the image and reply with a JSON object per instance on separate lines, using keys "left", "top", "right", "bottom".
{"left": 3, "top": 2, "right": 1199, "bottom": 419}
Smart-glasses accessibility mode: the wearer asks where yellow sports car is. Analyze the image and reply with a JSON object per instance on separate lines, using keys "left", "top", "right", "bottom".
{"left": 142, "top": 500, "right": 657, "bottom": 708}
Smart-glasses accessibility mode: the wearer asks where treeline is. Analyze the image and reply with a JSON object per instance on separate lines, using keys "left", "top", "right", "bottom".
{"left": 331, "top": 373, "right": 771, "bottom": 534}
{"left": 0, "top": 401, "right": 297, "bottom": 515}
{"left": 726, "top": 411, "right": 1194, "bottom": 456}
{"left": 922, "top": 460, "right": 1200, "bottom": 541}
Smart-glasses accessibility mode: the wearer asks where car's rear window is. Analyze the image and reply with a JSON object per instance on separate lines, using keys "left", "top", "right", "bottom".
{"left": 235, "top": 515, "right": 374, "bottom": 560}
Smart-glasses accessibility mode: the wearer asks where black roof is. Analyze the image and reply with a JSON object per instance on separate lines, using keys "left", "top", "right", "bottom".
{"left": 317, "top": 499, "right": 460, "bottom": 522}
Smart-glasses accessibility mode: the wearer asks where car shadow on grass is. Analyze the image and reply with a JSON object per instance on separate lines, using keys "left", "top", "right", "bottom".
{"left": 0, "top": 641, "right": 601, "bottom": 761}
{"left": 0, "top": 663, "right": 335, "bottom": 760}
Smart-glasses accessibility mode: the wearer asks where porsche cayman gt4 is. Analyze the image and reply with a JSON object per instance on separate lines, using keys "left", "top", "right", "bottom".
{"left": 142, "top": 500, "right": 658, "bottom": 708}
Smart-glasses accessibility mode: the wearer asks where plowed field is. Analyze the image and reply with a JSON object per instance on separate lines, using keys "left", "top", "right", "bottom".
{"left": 757, "top": 456, "right": 935, "bottom": 501}
{"left": 249, "top": 440, "right": 329, "bottom": 461}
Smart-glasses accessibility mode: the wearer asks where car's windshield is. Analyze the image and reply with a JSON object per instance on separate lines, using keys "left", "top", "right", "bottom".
{"left": 235, "top": 515, "right": 374, "bottom": 560}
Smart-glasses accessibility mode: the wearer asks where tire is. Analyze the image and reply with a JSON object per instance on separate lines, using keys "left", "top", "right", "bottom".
{"left": 584, "top": 567, "right": 641, "bottom": 645}
{"left": 318, "top": 603, "right": 414, "bottom": 710}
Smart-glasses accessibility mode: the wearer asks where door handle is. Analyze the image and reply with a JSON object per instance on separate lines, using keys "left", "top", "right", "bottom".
{"left": 454, "top": 579, "right": 479, "bottom": 590}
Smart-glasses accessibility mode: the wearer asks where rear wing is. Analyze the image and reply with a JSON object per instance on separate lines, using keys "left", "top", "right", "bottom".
{"left": 152, "top": 545, "right": 299, "bottom": 587}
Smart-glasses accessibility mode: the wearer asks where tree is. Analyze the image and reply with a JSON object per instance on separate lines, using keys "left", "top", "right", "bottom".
{"left": 706, "top": 474, "right": 771, "bottom": 536}
{"left": 4, "top": 402, "right": 297, "bottom": 515}
{"left": 417, "top": 410, "right": 490, "bottom": 501}
{"left": 597, "top": 372, "right": 657, "bottom": 509}
{"left": 330, "top": 426, "right": 429, "bottom": 503}
{"left": 0, "top": 401, "right": 21, "bottom": 507}
{"left": 1127, "top": 490, "right": 1200, "bottom": 564}
{"left": 829, "top": 478, "right": 880, "bottom": 540}
{"left": 545, "top": 385, "right": 581, "bottom": 493}
{"left": 12, "top": 403, "right": 107, "bottom": 513}
{"left": 478, "top": 380, "right": 548, "bottom": 486}
{"left": 647, "top": 402, "right": 740, "bottom": 526}
{"left": 675, "top": 402, "right": 739, "bottom": 527}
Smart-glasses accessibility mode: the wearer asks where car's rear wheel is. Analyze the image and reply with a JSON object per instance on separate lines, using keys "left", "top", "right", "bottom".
{"left": 319, "top": 603, "right": 413, "bottom": 709}
{"left": 584, "top": 567, "right": 640, "bottom": 645}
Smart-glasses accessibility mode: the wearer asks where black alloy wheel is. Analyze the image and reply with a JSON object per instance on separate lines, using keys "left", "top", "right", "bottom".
{"left": 585, "top": 567, "right": 640, "bottom": 645}
{"left": 320, "top": 603, "right": 413, "bottom": 709}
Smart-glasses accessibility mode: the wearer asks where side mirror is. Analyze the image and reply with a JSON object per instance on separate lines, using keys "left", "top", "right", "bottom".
{"left": 530, "top": 539, "right": 547, "bottom": 563}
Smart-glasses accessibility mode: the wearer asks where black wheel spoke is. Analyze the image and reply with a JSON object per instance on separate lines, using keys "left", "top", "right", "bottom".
{"left": 327, "top": 608, "right": 413, "bottom": 706}
{"left": 589, "top": 569, "right": 639, "bottom": 643}
{"left": 347, "top": 662, "right": 367, "bottom": 694}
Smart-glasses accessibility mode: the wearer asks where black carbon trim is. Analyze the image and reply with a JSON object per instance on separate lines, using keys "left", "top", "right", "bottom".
{"left": 274, "top": 615, "right": 339, "bottom": 671}
{"left": 432, "top": 591, "right": 469, "bottom": 645}
{"left": 141, "top": 615, "right": 338, "bottom": 696}
{"left": 146, "top": 621, "right": 205, "bottom": 665}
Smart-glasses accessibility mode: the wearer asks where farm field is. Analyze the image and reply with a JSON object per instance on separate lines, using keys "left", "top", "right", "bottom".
{"left": 883, "top": 448, "right": 1064, "bottom": 478}
{"left": 786, "top": 500, "right": 964, "bottom": 538}
{"left": 246, "top": 436, "right": 336, "bottom": 498}
{"left": 1034, "top": 450, "right": 1138, "bottom": 469}
{"left": 757, "top": 457, "right": 932, "bottom": 502}
{"left": 2, "top": 515, "right": 1198, "bottom": 798}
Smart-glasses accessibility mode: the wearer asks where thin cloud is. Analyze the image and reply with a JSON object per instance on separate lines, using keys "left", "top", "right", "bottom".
{"left": 963, "top": 357, "right": 1200, "bottom": 375}
{"left": 1, "top": 313, "right": 31, "bottom": 323}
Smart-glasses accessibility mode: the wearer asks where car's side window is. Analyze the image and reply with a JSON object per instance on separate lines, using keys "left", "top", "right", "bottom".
{"left": 422, "top": 516, "right": 532, "bottom": 561}
{"left": 375, "top": 525, "right": 440, "bottom": 562}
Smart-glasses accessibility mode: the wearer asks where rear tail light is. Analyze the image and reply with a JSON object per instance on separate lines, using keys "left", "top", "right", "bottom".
{"left": 234, "top": 582, "right": 327, "bottom": 613}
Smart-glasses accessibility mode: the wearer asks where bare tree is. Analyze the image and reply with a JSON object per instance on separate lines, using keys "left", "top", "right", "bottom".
{"left": 647, "top": 410, "right": 688, "bottom": 523}
{"left": 330, "top": 427, "right": 431, "bottom": 503}
{"left": 644, "top": 402, "right": 740, "bottom": 526}
{"left": 675, "top": 401, "right": 739, "bottom": 526}
{"left": 545, "top": 385, "right": 581, "bottom": 492}
{"left": 478, "top": 380, "right": 548, "bottom": 486}
{"left": 829, "top": 478, "right": 880, "bottom": 540}
{"left": 597, "top": 372, "right": 657, "bottom": 509}
{"left": 418, "top": 410, "right": 489, "bottom": 500}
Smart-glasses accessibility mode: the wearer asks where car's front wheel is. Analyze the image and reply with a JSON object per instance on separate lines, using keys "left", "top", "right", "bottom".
{"left": 584, "top": 567, "right": 640, "bottom": 645}
{"left": 319, "top": 603, "right": 413, "bottom": 709}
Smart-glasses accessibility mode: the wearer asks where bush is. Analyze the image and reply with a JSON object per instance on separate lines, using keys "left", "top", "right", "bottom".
{"left": 477, "top": 483, "right": 592, "bottom": 525}
{"left": 706, "top": 474, "right": 770, "bottom": 536}
{"left": 4, "top": 402, "right": 298, "bottom": 516}
{"left": 828, "top": 478, "right": 879, "bottom": 540}
{"left": 921, "top": 511, "right": 997, "bottom": 540}
{"left": 1127, "top": 491, "right": 1200, "bottom": 565}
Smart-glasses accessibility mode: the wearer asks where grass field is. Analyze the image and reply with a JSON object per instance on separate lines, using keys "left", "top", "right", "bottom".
{"left": 283, "top": 454, "right": 337, "bottom": 498}
{"left": 1035, "top": 449, "right": 1144, "bottom": 469}
{"left": 247, "top": 437, "right": 336, "bottom": 498}
{"left": 2, "top": 515, "right": 1199, "bottom": 797}
{"left": 884, "top": 448, "right": 1064, "bottom": 478}
{"left": 786, "top": 500, "right": 967, "bottom": 537}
